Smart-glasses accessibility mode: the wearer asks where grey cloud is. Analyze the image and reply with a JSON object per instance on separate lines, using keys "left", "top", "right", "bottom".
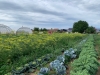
{"left": 0, "top": 1, "right": 24, "bottom": 11}
{"left": 11, "top": 15, "right": 35, "bottom": 26}
{"left": 73, "top": 0, "right": 100, "bottom": 12}
{"left": 28, "top": 7, "right": 66, "bottom": 17}
{"left": 0, "top": 0, "right": 100, "bottom": 29}
{"left": 85, "top": 4, "right": 100, "bottom": 12}
{"left": 0, "top": 1, "right": 66, "bottom": 17}
{"left": 0, "top": 0, "right": 86, "bottom": 17}
{"left": 64, "top": 17, "right": 78, "bottom": 21}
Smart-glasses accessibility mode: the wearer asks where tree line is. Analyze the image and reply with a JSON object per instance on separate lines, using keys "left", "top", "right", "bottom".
{"left": 33, "top": 27, "right": 48, "bottom": 31}
{"left": 33, "top": 20, "right": 96, "bottom": 34}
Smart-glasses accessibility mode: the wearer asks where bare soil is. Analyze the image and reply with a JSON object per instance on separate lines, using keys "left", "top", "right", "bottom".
{"left": 95, "top": 45, "right": 100, "bottom": 75}
{"left": 66, "top": 65, "right": 70, "bottom": 75}
{"left": 66, "top": 59, "right": 74, "bottom": 75}
{"left": 24, "top": 62, "right": 73, "bottom": 75}
{"left": 96, "top": 58, "right": 100, "bottom": 75}
{"left": 96, "top": 66, "right": 100, "bottom": 75}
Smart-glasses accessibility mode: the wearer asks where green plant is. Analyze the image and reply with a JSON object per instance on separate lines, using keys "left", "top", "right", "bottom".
{"left": 70, "top": 35, "right": 100, "bottom": 75}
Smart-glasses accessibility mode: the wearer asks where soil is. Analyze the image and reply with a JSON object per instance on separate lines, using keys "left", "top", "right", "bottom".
{"left": 96, "top": 66, "right": 100, "bottom": 75}
{"left": 24, "top": 62, "right": 72, "bottom": 75}
{"left": 95, "top": 45, "right": 100, "bottom": 75}
{"left": 24, "top": 58, "right": 75, "bottom": 75}
{"left": 25, "top": 66, "right": 71, "bottom": 75}
{"left": 24, "top": 69, "right": 39, "bottom": 75}
{"left": 66, "top": 59, "right": 74, "bottom": 75}
{"left": 96, "top": 58, "right": 100, "bottom": 75}
{"left": 66, "top": 65, "right": 70, "bottom": 75}
{"left": 24, "top": 71, "right": 38, "bottom": 75}
{"left": 96, "top": 64, "right": 100, "bottom": 75}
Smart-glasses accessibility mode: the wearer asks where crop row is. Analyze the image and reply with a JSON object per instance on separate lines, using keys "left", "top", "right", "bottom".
{"left": 37, "top": 37, "right": 87, "bottom": 75}
{"left": 93, "top": 34, "right": 100, "bottom": 58}
{"left": 4, "top": 34, "right": 87, "bottom": 75}
{"left": 0, "top": 33, "right": 86, "bottom": 75}
{"left": 70, "top": 35, "right": 100, "bottom": 75}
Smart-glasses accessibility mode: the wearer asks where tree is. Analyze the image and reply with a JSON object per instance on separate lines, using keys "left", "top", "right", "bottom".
{"left": 42, "top": 28, "right": 47, "bottom": 31}
{"left": 39, "top": 28, "right": 48, "bottom": 31}
{"left": 85, "top": 26, "right": 96, "bottom": 33}
{"left": 72, "top": 20, "right": 89, "bottom": 33}
{"left": 34, "top": 27, "right": 39, "bottom": 31}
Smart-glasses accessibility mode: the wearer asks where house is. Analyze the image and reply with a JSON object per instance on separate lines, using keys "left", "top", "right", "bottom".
{"left": 67, "top": 28, "right": 73, "bottom": 32}
{"left": 96, "top": 29, "right": 100, "bottom": 33}
{"left": 47, "top": 28, "right": 59, "bottom": 34}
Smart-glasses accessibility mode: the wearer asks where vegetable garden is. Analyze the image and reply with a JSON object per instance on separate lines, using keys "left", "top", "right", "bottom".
{"left": 0, "top": 33, "right": 100, "bottom": 75}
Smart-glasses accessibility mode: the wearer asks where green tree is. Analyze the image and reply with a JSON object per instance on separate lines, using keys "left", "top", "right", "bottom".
{"left": 34, "top": 27, "right": 39, "bottom": 31}
{"left": 72, "top": 20, "right": 89, "bottom": 33}
{"left": 42, "top": 28, "right": 47, "bottom": 31}
{"left": 85, "top": 26, "right": 96, "bottom": 33}
{"left": 39, "top": 28, "right": 47, "bottom": 31}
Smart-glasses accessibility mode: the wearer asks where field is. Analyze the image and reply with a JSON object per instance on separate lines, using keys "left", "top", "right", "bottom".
{"left": 0, "top": 33, "right": 100, "bottom": 75}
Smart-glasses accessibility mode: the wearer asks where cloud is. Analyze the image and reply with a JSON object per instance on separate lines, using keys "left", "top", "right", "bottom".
{"left": 0, "top": 1, "right": 24, "bottom": 11}
{"left": 0, "top": 0, "right": 100, "bottom": 31}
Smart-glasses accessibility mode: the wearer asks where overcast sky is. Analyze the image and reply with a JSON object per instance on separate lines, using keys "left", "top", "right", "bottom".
{"left": 0, "top": 0, "right": 100, "bottom": 31}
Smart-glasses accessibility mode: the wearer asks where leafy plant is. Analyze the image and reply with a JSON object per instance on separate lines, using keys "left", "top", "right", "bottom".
{"left": 70, "top": 35, "right": 100, "bottom": 75}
